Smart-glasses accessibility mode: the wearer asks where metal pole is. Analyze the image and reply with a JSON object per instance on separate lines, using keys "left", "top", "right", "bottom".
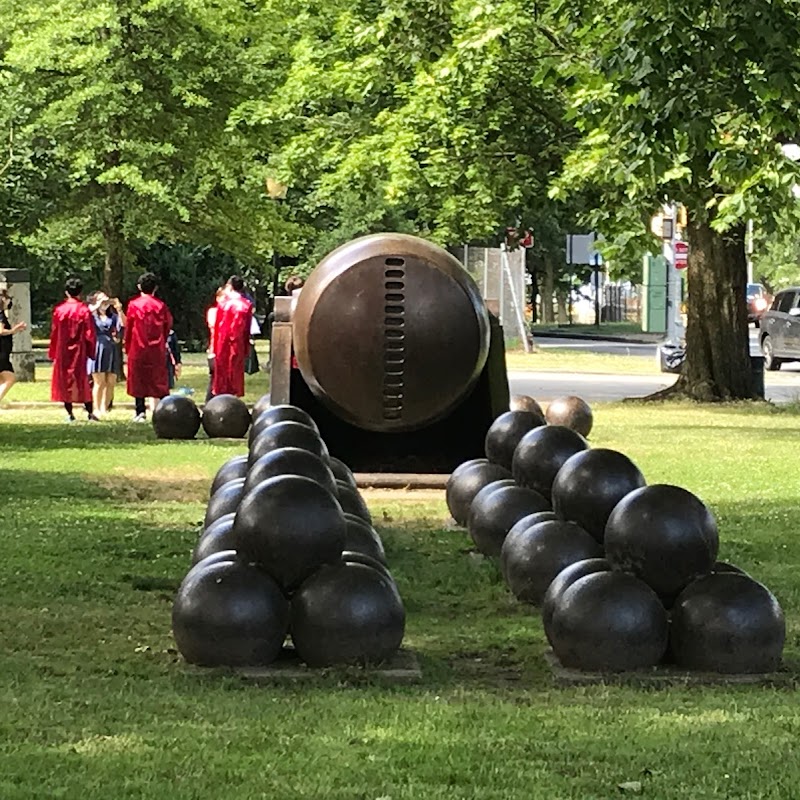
{"left": 501, "top": 245, "right": 530, "bottom": 353}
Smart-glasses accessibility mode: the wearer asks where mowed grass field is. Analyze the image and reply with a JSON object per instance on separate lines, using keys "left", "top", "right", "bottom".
{"left": 1, "top": 398, "right": 799, "bottom": 799}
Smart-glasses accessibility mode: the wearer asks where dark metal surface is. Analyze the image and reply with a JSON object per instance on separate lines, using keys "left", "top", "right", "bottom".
{"left": 292, "top": 233, "right": 490, "bottom": 432}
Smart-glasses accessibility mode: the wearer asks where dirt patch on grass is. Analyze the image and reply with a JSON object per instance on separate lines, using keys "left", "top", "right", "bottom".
{"left": 360, "top": 488, "right": 445, "bottom": 502}
{"left": 89, "top": 467, "right": 210, "bottom": 503}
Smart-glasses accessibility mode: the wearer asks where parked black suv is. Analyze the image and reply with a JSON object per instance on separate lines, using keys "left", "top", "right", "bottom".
{"left": 760, "top": 287, "right": 800, "bottom": 369}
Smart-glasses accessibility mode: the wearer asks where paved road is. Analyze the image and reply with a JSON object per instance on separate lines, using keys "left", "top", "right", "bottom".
{"left": 510, "top": 370, "right": 800, "bottom": 404}
{"left": 513, "top": 329, "right": 800, "bottom": 403}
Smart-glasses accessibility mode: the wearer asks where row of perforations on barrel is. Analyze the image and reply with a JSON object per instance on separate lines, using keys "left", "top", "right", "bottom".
{"left": 383, "top": 258, "right": 406, "bottom": 421}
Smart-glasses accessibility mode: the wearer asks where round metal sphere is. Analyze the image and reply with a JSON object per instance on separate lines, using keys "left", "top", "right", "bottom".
{"left": 550, "top": 571, "right": 668, "bottom": 672}
{"left": 341, "top": 550, "right": 392, "bottom": 579}
{"left": 670, "top": 573, "right": 785, "bottom": 673}
{"left": 209, "top": 455, "right": 249, "bottom": 498}
{"left": 249, "top": 403, "right": 320, "bottom": 446}
{"left": 343, "top": 513, "right": 387, "bottom": 564}
{"left": 202, "top": 394, "right": 252, "bottom": 439}
{"left": 193, "top": 513, "right": 239, "bottom": 565}
{"left": 713, "top": 561, "right": 748, "bottom": 576}
{"left": 510, "top": 394, "right": 544, "bottom": 417}
{"left": 290, "top": 561, "right": 405, "bottom": 666}
{"left": 292, "top": 233, "right": 490, "bottom": 432}
{"left": 445, "top": 459, "right": 511, "bottom": 526}
{"left": 506, "top": 510, "right": 558, "bottom": 541}
{"left": 336, "top": 480, "right": 372, "bottom": 525}
{"left": 485, "top": 410, "right": 546, "bottom": 471}
{"left": 512, "top": 425, "right": 589, "bottom": 501}
{"left": 604, "top": 484, "right": 719, "bottom": 596}
{"left": 329, "top": 456, "right": 358, "bottom": 489}
{"left": 204, "top": 478, "right": 245, "bottom": 529}
{"left": 252, "top": 393, "right": 273, "bottom": 420}
{"left": 243, "top": 447, "right": 337, "bottom": 497}
{"left": 233, "top": 474, "right": 346, "bottom": 591}
{"left": 500, "top": 519, "right": 603, "bottom": 605}
{"left": 542, "top": 558, "right": 611, "bottom": 645}
{"left": 467, "top": 484, "right": 550, "bottom": 558}
{"left": 551, "top": 448, "right": 646, "bottom": 543}
{"left": 545, "top": 395, "right": 594, "bottom": 437}
{"left": 249, "top": 420, "right": 329, "bottom": 467}
{"left": 152, "top": 395, "right": 201, "bottom": 439}
{"left": 172, "top": 560, "right": 289, "bottom": 667}
{"left": 186, "top": 549, "right": 239, "bottom": 579}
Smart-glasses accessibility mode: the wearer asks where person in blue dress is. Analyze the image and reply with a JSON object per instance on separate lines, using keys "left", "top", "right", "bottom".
{"left": 88, "top": 291, "right": 125, "bottom": 416}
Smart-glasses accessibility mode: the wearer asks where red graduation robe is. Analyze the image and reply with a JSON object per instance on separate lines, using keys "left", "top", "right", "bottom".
{"left": 212, "top": 292, "right": 253, "bottom": 397}
{"left": 125, "top": 293, "right": 173, "bottom": 398}
{"left": 49, "top": 297, "right": 96, "bottom": 403}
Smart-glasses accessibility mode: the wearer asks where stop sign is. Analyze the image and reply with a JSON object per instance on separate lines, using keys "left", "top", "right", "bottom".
{"left": 674, "top": 240, "right": 689, "bottom": 269}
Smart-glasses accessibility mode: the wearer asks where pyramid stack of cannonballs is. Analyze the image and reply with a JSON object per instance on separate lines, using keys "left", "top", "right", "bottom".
{"left": 447, "top": 394, "right": 785, "bottom": 675}
{"left": 172, "top": 398, "right": 405, "bottom": 668}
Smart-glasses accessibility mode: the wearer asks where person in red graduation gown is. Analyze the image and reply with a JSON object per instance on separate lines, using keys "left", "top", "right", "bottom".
{"left": 125, "top": 272, "right": 173, "bottom": 421}
{"left": 49, "top": 276, "right": 97, "bottom": 422}
{"left": 212, "top": 275, "right": 253, "bottom": 397}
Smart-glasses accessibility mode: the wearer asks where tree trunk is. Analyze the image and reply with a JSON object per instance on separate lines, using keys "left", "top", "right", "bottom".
{"left": 103, "top": 221, "right": 125, "bottom": 298}
{"left": 671, "top": 218, "right": 756, "bottom": 400}
{"left": 541, "top": 254, "right": 556, "bottom": 324}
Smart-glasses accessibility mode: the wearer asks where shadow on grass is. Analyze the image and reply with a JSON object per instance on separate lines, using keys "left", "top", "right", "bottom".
{"left": 2, "top": 422, "right": 247, "bottom": 452}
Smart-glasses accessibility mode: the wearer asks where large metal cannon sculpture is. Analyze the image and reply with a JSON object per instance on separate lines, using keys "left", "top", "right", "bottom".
{"left": 269, "top": 233, "right": 510, "bottom": 472}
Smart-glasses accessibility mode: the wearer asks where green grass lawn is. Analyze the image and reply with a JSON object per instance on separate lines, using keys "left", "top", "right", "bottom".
{"left": 1, "top": 402, "right": 799, "bottom": 799}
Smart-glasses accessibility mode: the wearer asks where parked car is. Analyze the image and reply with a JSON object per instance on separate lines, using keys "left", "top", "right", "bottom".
{"left": 747, "top": 283, "right": 771, "bottom": 325}
{"left": 759, "top": 287, "right": 800, "bottom": 369}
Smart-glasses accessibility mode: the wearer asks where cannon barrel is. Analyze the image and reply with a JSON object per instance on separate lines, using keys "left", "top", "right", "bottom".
{"left": 292, "top": 233, "right": 491, "bottom": 432}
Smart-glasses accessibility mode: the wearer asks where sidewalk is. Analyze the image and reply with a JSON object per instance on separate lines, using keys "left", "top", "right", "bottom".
{"left": 531, "top": 327, "right": 663, "bottom": 345}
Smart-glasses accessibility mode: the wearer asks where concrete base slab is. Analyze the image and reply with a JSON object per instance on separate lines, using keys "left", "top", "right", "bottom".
{"left": 355, "top": 473, "right": 449, "bottom": 489}
{"left": 185, "top": 647, "right": 422, "bottom": 684}
{"left": 544, "top": 650, "right": 796, "bottom": 687}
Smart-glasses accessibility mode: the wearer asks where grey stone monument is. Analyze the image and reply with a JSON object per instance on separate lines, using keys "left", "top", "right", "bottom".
{"left": 0, "top": 269, "right": 35, "bottom": 381}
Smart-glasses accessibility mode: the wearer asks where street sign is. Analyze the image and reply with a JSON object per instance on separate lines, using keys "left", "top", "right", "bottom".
{"left": 674, "top": 240, "right": 689, "bottom": 269}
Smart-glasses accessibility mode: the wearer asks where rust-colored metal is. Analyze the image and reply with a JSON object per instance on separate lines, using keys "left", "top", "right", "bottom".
{"left": 292, "top": 233, "right": 490, "bottom": 432}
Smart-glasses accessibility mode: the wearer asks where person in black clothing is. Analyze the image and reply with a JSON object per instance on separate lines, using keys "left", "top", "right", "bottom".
{"left": 0, "top": 288, "right": 27, "bottom": 405}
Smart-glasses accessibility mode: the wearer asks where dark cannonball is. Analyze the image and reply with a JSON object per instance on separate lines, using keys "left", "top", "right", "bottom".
{"left": 505, "top": 510, "right": 558, "bottom": 541}
{"left": 172, "top": 560, "right": 289, "bottom": 667}
{"left": 468, "top": 484, "right": 550, "bottom": 558}
{"left": 186, "top": 549, "right": 239, "bottom": 578}
{"left": 233, "top": 474, "right": 346, "bottom": 591}
{"left": 713, "top": 560, "right": 748, "bottom": 576}
{"left": 290, "top": 561, "right": 405, "bottom": 666}
{"left": 249, "top": 420, "right": 329, "bottom": 467}
{"left": 485, "top": 410, "right": 546, "bottom": 470}
{"left": 445, "top": 459, "right": 512, "bottom": 526}
{"left": 202, "top": 394, "right": 252, "bottom": 439}
{"left": 336, "top": 480, "right": 372, "bottom": 525}
{"left": 512, "top": 425, "right": 589, "bottom": 501}
{"left": 193, "top": 513, "right": 240, "bottom": 565}
{"left": 243, "top": 447, "right": 337, "bottom": 497}
{"left": 249, "top": 403, "right": 320, "bottom": 446}
{"left": 152, "top": 395, "right": 201, "bottom": 439}
{"left": 541, "top": 558, "right": 611, "bottom": 645}
{"left": 545, "top": 395, "right": 594, "bottom": 438}
{"left": 209, "top": 455, "right": 249, "bottom": 498}
{"left": 204, "top": 478, "right": 246, "bottom": 529}
{"left": 551, "top": 448, "right": 646, "bottom": 543}
{"left": 604, "top": 484, "right": 719, "bottom": 597}
{"left": 510, "top": 394, "right": 544, "bottom": 417}
{"left": 550, "top": 571, "right": 668, "bottom": 672}
{"left": 670, "top": 573, "right": 785, "bottom": 673}
{"left": 329, "top": 456, "right": 358, "bottom": 489}
{"left": 341, "top": 549, "right": 393, "bottom": 579}
{"left": 343, "top": 513, "right": 387, "bottom": 564}
{"left": 252, "top": 393, "right": 273, "bottom": 420}
{"left": 500, "top": 519, "right": 603, "bottom": 605}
